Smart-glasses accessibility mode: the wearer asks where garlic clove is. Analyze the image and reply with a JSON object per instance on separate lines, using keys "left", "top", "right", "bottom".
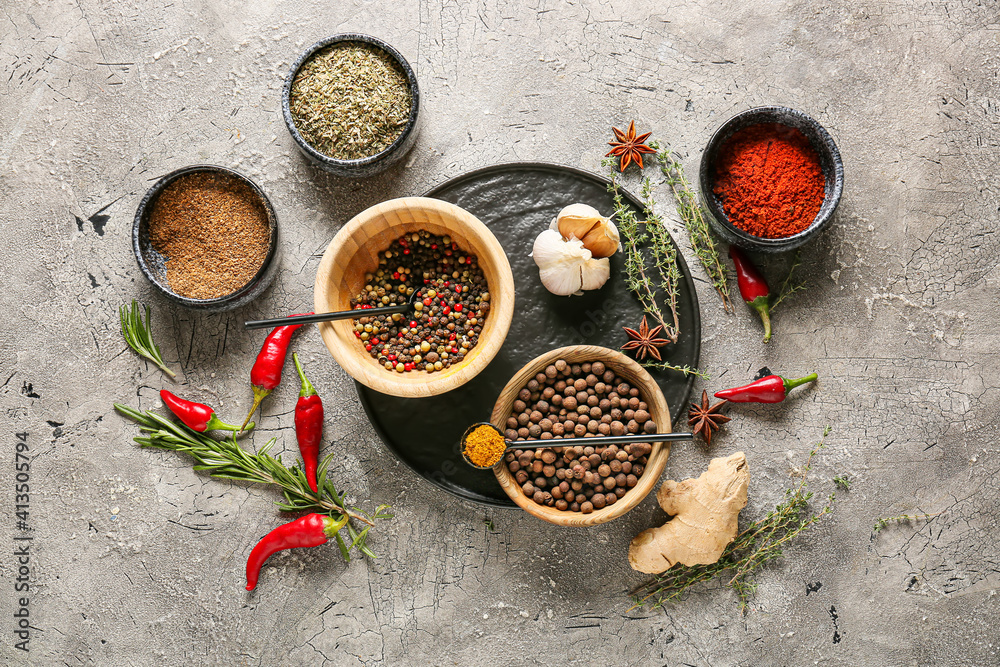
{"left": 556, "top": 203, "right": 603, "bottom": 244}
{"left": 554, "top": 203, "right": 620, "bottom": 259}
{"left": 539, "top": 263, "right": 584, "bottom": 296}
{"left": 581, "top": 218, "right": 621, "bottom": 258}
{"left": 532, "top": 228, "right": 589, "bottom": 296}
{"left": 580, "top": 257, "right": 610, "bottom": 291}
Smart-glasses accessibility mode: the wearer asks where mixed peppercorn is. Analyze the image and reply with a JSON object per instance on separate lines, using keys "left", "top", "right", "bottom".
{"left": 350, "top": 231, "right": 491, "bottom": 373}
{"left": 503, "top": 359, "right": 656, "bottom": 513}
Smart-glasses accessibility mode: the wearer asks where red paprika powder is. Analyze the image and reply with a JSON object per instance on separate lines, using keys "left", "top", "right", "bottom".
{"left": 713, "top": 123, "right": 825, "bottom": 239}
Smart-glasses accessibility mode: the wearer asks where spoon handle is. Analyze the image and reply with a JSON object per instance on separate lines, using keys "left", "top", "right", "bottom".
{"left": 244, "top": 304, "right": 410, "bottom": 330}
{"left": 503, "top": 432, "right": 692, "bottom": 452}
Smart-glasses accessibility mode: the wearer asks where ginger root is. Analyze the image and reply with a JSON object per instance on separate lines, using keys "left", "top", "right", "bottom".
{"left": 629, "top": 452, "right": 749, "bottom": 574}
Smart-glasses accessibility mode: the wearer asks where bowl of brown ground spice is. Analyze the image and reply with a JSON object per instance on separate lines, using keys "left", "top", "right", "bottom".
{"left": 282, "top": 34, "right": 420, "bottom": 178}
{"left": 132, "top": 165, "right": 279, "bottom": 311}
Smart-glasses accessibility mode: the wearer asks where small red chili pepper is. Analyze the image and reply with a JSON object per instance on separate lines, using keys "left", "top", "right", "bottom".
{"left": 292, "top": 353, "right": 323, "bottom": 493}
{"left": 729, "top": 246, "right": 773, "bottom": 343}
{"left": 160, "top": 390, "right": 247, "bottom": 432}
{"left": 714, "top": 370, "right": 818, "bottom": 403}
{"left": 245, "top": 513, "right": 347, "bottom": 591}
{"left": 241, "top": 315, "right": 311, "bottom": 431}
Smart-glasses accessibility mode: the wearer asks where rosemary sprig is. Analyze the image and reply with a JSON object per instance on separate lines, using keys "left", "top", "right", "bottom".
{"left": 120, "top": 300, "right": 176, "bottom": 378}
{"left": 630, "top": 428, "right": 835, "bottom": 614}
{"left": 651, "top": 142, "right": 732, "bottom": 312}
{"left": 114, "top": 404, "right": 393, "bottom": 559}
{"left": 769, "top": 250, "right": 806, "bottom": 312}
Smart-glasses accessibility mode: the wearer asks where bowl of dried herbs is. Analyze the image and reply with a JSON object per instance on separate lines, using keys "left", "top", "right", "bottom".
{"left": 282, "top": 34, "right": 420, "bottom": 177}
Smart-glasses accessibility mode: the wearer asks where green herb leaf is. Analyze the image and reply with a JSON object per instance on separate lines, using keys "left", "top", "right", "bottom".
{"left": 119, "top": 300, "right": 177, "bottom": 378}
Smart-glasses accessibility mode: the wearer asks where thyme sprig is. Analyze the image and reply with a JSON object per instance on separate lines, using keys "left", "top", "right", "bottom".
{"left": 770, "top": 250, "right": 806, "bottom": 312}
{"left": 639, "top": 176, "right": 682, "bottom": 342}
{"left": 873, "top": 512, "right": 940, "bottom": 535}
{"left": 114, "top": 404, "right": 393, "bottom": 560}
{"left": 608, "top": 161, "right": 668, "bottom": 336}
{"left": 651, "top": 142, "right": 732, "bottom": 312}
{"left": 631, "top": 428, "right": 835, "bottom": 614}
{"left": 640, "top": 361, "right": 709, "bottom": 381}
{"left": 606, "top": 158, "right": 704, "bottom": 378}
{"left": 120, "top": 300, "right": 176, "bottom": 378}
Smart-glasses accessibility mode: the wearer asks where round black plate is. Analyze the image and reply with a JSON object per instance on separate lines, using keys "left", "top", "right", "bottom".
{"left": 357, "top": 163, "right": 701, "bottom": 507}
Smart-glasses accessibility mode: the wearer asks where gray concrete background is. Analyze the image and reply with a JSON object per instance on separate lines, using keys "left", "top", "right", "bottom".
{"left": 1, "top": 0, "right": 998, "bottom": 664}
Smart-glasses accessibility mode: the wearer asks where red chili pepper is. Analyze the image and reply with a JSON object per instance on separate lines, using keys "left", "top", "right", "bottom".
{"left": 292, "top": 353, "right": 323, "bottom": 493}
{"left": 714, "top": 371, "right": 818, "bottom": 403}
{"left": 241, "top": 315, "right": 311, "bottom": 430}
{"left": 729, "top": 246, "right": 772, "bottom": 343}
{"left": 160, "top": 390, "right": 247, "bottom": 432}
{"left": 245, "top": 513, "right": 347, "bottom": 591}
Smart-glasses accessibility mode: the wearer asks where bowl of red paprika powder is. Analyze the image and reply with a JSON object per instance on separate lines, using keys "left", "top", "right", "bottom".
{"left": 699, "top": 106, "right": 843, "bottom": 252}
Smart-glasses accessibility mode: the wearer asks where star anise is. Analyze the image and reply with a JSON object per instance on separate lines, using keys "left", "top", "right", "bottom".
{"left": 621, "top": 314, "right": 670, "bottom": 361}
{"left": 605, "top": 120, "right": 655, "bottom": 172}
{"left": 688, "top": 390, "right": 731, "bottom": 445}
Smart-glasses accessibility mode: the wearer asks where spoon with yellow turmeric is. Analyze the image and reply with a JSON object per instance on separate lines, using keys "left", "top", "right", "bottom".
{"left": 460, "top": 422, "right": 693, "bottom": 469}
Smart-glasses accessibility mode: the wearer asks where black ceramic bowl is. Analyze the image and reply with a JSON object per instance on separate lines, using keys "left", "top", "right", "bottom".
{"left": 699, "top": 106, "right": 844, "bottom": 253}
{"left": 132, "top": 165, "right": 280, "bottom": 312}
{"left": 282, "top": 34, "right": 420, "bottom": 178}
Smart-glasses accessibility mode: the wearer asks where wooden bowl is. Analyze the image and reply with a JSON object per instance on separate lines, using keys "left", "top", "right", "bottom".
{"left": 314, "top": 197, "right": 514, "bottom": 397}
{"left": 491, "top": 345, "right": 672, "bottom": 527}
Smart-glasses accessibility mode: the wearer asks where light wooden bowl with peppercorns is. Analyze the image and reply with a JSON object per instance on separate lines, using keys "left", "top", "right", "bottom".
{"left": 314, "top": 197, "right": 515, "bottom": 398}
{"left": 491, "top": 345, "right": 672, "bottom": 527}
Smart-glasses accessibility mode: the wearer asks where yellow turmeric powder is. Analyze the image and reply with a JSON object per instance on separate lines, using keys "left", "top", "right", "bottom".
{"left": 462, "top": 423, "right": 508, "bottom": 468}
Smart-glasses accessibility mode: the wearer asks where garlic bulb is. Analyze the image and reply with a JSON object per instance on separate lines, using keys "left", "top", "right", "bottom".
{"left": 553, "top": 203, "right": 621, "bottom": 258}
{"left": 531, "top": 228, "right": 611, "bottom": 296}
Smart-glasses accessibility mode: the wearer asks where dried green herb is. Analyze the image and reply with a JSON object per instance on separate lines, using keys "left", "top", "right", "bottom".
{"left": 290, "top": 42, "right": 411, "bottom": 160}
{"left": 605, "top": 158, "right": 706, "bottom": 379}
{"left": 873, "top": 512, "right": 939, "bottom": 535}
{"left": 651, "top": 142, "right": 733, "bottom": 312}
{"left": 769, "top": 250, "right": 806, "bottom": 311}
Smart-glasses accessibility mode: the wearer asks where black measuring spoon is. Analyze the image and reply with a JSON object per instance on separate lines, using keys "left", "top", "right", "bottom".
{"left": 460, "top": 421, "right": 694, "bottom": 469}
{"left": 244, "top": 290, "right": 419, "bottom": 330}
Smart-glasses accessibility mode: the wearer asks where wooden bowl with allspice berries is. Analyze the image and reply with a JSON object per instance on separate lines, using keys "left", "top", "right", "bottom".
{"left": 491, "top": 345, "right": 672, "bottom": 527}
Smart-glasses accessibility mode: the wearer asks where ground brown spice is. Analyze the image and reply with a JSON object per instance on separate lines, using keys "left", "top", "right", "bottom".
{"left": 149, "top": 171, "right": 270, "bottom": 299}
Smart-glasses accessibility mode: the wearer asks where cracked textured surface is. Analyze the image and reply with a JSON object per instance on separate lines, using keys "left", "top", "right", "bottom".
{"left": 1, "top": 0, "right": 998, "bottom": 665}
